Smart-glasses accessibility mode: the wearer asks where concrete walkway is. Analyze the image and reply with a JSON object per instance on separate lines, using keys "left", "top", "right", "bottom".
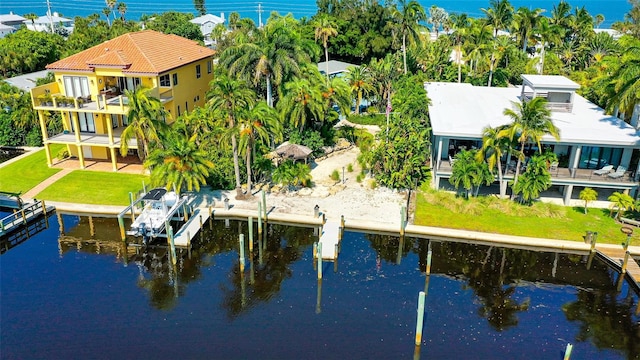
{"left": 22, "top": 168, "right": 73, "bottom": 200}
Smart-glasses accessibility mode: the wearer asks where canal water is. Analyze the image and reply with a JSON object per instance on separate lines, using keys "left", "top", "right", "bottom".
{"left": 2, "top": 213, "right": 639, "bottom": 359}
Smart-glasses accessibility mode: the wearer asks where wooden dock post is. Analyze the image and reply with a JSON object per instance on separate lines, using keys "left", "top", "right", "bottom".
{"left": 414, "top": 291, "right": 426, "bottom": 346}
{"left": 426, "top": 249, "right": 433, "bottom": 276}
{"left": 208, "top": 206, "right": 213, "bottom": 230}
{"left": 57, "top": 212, "right": 65, "bottom": 234}
{"left": 339, "top": 215, "right": 344, "bottom": 241}
{"left": 20, "top": 208, "right": 27, "bottom": 225}
{"left": 166, "top": 221, "right": 176, "bottom": 266}
{"left": 317, "top": 243, "right": 323, "bottom": 279}
{"left": 239, "top": 234, "right": 245, "bottom": 272}
{"left": 258, "top": 203, "right": 263, "bottom": 234}
{"left": 129, "top": 192, "right": 135, "bottom": 222}
{"left": 248, "top": 217, "right": 254, "bottom": 252}
{"left": 400, "top": 205, "right": 406, "bottom": 237}
{"left": 41, "top": 200, "right": 47, "bottom": 217}
{"left": 89, "top": 216, "right": 95, "bottom": 238}
{"left": 563, "top": 343, "right": 573, "bottom": 360}
{"left": 117, "top": 215, "right": 125, "bottom": 242}
{"left": 316, "top": 279, "right": 322, "bottom": 314}
{"left": 262, "top": 191, "right": 267, "bottom": 221}
{"left": 313, "top": 242, "right": 318, "bottom": 270}
{"left": 622, "top": 250, "right": 630, "bottom": 274}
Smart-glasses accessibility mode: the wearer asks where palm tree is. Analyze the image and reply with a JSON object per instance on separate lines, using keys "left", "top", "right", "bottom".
{"left": 23, "top": 13, "right": 37, "bottom": 28}
{"left": 102, "top": 8, "right": 112, "bottom": 27}
{"left": 450, "top": 13, "right": 470, "bottom": 83}
{"left": 220, "top": 18, "right": 313, "bottom": 107}
{"left": 346, "top": 65, "right": 374, "bottom": 115}
{"left": 594, "top": 14, "right": 605, "bottom": 28}
{"left": 477, "top": 125, "right": 509, "bottom": 197}
{"left": 368, "top": 53, "right": 401, "bottom": 109}
{"left": 236, "top": 101, "right": 282, "bottom": 195}
{"left": 579, "top": 187, "right": 598, "bottom": 214}
{"left": 511, "top": 155, "right": 551, "bottom": 204}
{"left": 313, "top": 15, "right": 338, "bottom": 84}
{"left": 145, "top": 132, "right": 214, "bottom": 195}
{"left": 428, "top": 6, "right": 449, "bottom": 38}
{"left": 512, "top": 7, "right": 543, "bottom": 52}
{"left": 208, "top": 76, "right": 255, "bottom": 199}
{"left": 278, "top": 76, "right": 325, "bottom": 133}
{"left": 482, "top": 0, "right": 513, "bottom": 87}
{"left": 608, "top": 191, "right": 635, "bottom": 219}
{"left": 605, "top": 45, "right": 640, "bottom": 116}
{"left": 105, "top": 0, "right": 117, "bottom": 22}
{"left": 272, "top": 160, "right": 312, "bottom": 190}
{"left": 117, "top": 2, "right": 127, "bottom": 21}
{"left": 501, "top": 97, "right": 559, "bottom": 187}
{"left": 391, "top": 0, "right": 427, "bottom": 75}
{"left": 120, "top": 87, "right": 169, "bottom": 161}
{"left": 450, "top": 150, "right": 492, "bottom": 198}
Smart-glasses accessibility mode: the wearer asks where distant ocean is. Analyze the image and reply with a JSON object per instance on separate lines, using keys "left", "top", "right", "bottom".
{"left": 0, "top": 0, "right": 632, "bottom": 29}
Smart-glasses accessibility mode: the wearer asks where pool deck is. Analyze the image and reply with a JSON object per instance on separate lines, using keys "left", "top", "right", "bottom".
{"left": 45, "top": 198, "right": 640, "bottom": 257}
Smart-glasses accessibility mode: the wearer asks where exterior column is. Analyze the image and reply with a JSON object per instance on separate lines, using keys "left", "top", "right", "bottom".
{"left": 563, "top": 184, "right": 574, "bottom": 205}
{"left": 570, "top": 145, "right": 581, "bottom": 177}
{"left": 110, "top": 147, "right": 118, "bottom": 172}
{"left": 106, "top": 115, "right": 114, "bottom": 146}
{"left": 436, "top": 137, "right": 443, "bottom": 172}
{"left": 621, "top": 148, "right": 633, "bottom": 168}
{"left": 38, "top": 111, "right": 53, "bottom": 167}
{"left": 70, "top": 112, "right": 85, "bottom": 169}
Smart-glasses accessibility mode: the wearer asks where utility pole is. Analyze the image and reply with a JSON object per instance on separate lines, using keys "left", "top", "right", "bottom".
{"left": 46, "top": 0, "right": 54, "bottom": 33}
{"left": 257, "top": 2, "right": 264, "bottom": 28}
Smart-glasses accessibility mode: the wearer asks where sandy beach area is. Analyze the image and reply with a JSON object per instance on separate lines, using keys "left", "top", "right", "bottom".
{"left": 196, "top": 147, "right": 407, "bottom": 226}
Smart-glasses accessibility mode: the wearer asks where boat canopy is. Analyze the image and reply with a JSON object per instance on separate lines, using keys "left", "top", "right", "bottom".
{"left": 142, "top": 188, "right": 167, "bottom": 201}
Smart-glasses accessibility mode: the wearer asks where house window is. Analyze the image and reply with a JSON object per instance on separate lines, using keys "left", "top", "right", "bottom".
{"left": 160, "top": 74, "right": 170, "bottom": 87}
{"left": 69, "top": 112, "right": 95, "bottom": 133}
{"left": 111, "top": 114, "right": 118, "bottom": 128}
{"left": 117, "top": 77, "right": 141, "bottom": 92}
{"left": 196, "top": 65, "right": 201, "bottom": 79}
{"left": 63, "top": 76, "right": 90, "bottom": 98}
{"left": 207, "top": 60, "right": 212, "bottom": 74}
{"left": 172, "top": 73, "right": 178, "bottom": 86}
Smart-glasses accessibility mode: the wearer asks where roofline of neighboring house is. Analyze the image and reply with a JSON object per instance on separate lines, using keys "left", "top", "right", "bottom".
{"left": 46, "top": 55, "right": 214, "bottom": 77}
{"left": 432, "top": 131, "right": 640, "bottom": 148}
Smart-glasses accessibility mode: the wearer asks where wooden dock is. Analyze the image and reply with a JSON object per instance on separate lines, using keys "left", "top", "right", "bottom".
{"left": 318, "top": 221, "right": 341, "bottom": 260}
{"left": 173, "top": 207, "right": 210, "bottom": 247}
{"left": 596, "top": 247, "right": 640, "bottom": 293}
{"left": 0, "top": 200, "right": 53, "bottom": 237}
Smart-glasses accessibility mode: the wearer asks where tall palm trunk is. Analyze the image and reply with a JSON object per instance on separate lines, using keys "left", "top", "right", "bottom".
{"left": 355, "top": 90, "right": 362, "bottom": 115}
{"left": 266, "top": 75, "right": 273, "bottom": 107}
{"left": 324, "top": 43, "right": 330, "bottom": 85}
{"left": 457, "top": 43, "right": 462, "bottom": 83}
{"left": 496, "top": 160, "right": 505, "bottom": 198}
{"left": 230, "top": 117, "right": 242, "bottom": 198}
{"left": 402, "top": 34, "right": 408, "bottom": 75}
{"left": 511, "top": 142, "right": 525, "bottom": 200}
{"left": 245, "top": 144, "right": 253, "bottom": 198}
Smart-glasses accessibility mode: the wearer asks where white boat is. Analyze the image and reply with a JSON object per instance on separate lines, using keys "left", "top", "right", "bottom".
{"left": 126, "top": 188, "right": 185, "bottom": 243}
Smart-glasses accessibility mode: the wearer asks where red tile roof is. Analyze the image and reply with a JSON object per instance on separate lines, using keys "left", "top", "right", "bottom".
{"left": 47, "top": 30, "right": 215, "bottom": 74}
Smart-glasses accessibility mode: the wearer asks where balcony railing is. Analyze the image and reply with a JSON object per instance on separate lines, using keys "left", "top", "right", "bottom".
{"left": 521, "top": 92, "right": 573, "bottom": 113}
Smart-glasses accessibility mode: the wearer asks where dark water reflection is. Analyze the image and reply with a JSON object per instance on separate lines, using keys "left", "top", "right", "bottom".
{"left": 2, "top": 214, "right": 639, "bottom": 359}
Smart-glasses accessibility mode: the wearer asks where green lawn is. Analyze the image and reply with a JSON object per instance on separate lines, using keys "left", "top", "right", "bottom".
{"left": 36, "top": 171, "right": 150, "bottom": 206}
{"left": 0, "top": 145, "right": 65, "bottom": 194}
{"left": 414, "top": 188, "right": 632, "bottom": 246}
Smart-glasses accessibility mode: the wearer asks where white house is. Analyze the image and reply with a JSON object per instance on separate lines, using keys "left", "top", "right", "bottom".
{"left": 0, "top": 12, "right": 26, "bottom": 29}
{"left": 0, "top": 23, "right": 15, "bottom": 38}
{"left": 190, "top": 13, "right": 225, "bottom": 47}
{"left": 23, "top": 12, "right": 73, "bottom": 33}
{"left": 426, "top": 75, "right": 640, "bottom": 204}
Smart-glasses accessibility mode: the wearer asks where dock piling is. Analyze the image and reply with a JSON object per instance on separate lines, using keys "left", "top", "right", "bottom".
{"left": 563, "top": 343, "right": 573, "bottom": 360}
{"left": 249, "top": 216, "right": 254, "bottom": 252}
{"left": 426, "top": 249, "right": 432, "bottom": 276}
{"left": 239, "top": 234, "right": 245, "bottom": 272}
{"left": 414, "top": 291, "right": 426, "bottom": 346}
{"left": 262, "top": 191, "right": 267, "bottom": 221}
{"left": 42, "top": 200, "right": 47, "bottom": 217}
{"left": 117, "top": 216, "right": 125, "bottom": 242}
{"left": 400, "top": 205, "right": 406, "bottom": 237}
{"left": 129, "top": 192, "right": 135, "bottom": 222}
{"left": 258, "top": 203, "right": 263, "bottom": 234}
{"left": 317, "top": 243, "right": 323, "bottom": 280}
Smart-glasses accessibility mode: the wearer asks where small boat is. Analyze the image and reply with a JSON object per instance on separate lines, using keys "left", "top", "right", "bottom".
{"left": 126, "top": 188, "right": 185, "bottom": 243}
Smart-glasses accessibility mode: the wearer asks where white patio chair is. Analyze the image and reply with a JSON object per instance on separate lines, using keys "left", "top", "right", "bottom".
{"left": 607, "top": 166, "right": 627, "bottom": 179}
{"left": 593, "top": 164, "right": 614, "bottom": 175}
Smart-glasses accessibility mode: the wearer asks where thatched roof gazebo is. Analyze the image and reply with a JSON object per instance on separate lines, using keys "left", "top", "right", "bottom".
{"left": 268, "top": 142, "right": 313, "bottom": 164}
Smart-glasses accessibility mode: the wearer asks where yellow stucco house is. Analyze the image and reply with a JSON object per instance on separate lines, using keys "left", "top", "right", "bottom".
{"left": 30, "top": 30, "right": 215, "bottom": 171}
